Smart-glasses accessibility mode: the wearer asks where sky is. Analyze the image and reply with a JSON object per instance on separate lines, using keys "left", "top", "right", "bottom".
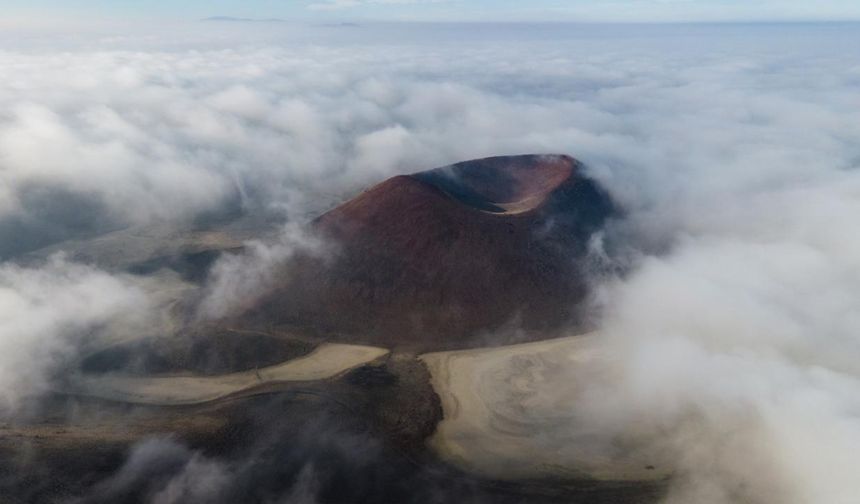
{"left": 3, "top": 0, "right": 860, "bottom": 23}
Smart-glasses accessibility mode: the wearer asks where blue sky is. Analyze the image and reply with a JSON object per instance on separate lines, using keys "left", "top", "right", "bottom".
{"left": 4, "top": 0, "right": 860, "bottom": 23}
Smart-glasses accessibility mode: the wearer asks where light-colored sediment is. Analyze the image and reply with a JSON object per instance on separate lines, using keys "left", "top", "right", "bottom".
{"left": 69, "top": 343, "right": 389, "bottom": 405}
{"left": 420, "top": 334, "right": 669, "bottom": 482}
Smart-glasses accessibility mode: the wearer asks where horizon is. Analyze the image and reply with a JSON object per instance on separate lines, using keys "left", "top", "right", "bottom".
{"left": 3, "top": 16, "right": 857, "bottom": 44}
{"left": 3, "top": 0, "right": 860, "bottom": 25}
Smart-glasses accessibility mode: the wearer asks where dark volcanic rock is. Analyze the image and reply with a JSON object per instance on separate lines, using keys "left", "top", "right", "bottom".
{"left": 243, "top": 154, "right": 616, "bottom": 349}
{"left": 79, "top": 328, "right": 314, "bottom": 376}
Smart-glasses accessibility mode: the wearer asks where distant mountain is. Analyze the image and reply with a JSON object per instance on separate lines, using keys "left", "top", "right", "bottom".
{"left": 202, "top": 16, "right": 287, "bottom": 23}
{"left": 321, "top": 22, "right": 361, "bottom": 28}
{"left": 240, "top": 154, "right": 617, "bottom": 350}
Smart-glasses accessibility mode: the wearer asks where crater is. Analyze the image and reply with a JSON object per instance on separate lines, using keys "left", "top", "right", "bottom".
{"left": 413, "top": 154, "right": 576, "bottom": 214}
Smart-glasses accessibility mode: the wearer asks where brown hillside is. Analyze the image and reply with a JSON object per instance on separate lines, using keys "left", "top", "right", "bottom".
{"left": 243, "top": 154, "right": 616, "bottom": 349}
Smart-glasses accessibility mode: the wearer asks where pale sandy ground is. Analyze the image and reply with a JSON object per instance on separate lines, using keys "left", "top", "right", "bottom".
{"left": 420, "top": 334, "right": 671, "bottom": 482}
{"left": 69, "top": 343, "right": 389, "bottom": 405}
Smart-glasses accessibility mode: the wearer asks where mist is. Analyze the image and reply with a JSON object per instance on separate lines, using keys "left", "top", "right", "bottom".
{"left": 0, "top": 20, "right": 859, "bottom": 503}
{"left": 0, "top": 255, "right": 153, "bottom": 415}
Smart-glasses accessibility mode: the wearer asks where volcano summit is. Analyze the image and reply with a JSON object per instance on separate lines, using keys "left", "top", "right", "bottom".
{"left": 241, "top": 154, "right": 616, "bottom": 349}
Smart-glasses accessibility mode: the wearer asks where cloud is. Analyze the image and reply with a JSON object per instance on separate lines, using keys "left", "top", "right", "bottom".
{"left": 0, "top": 255, "right": 153, "bottom": 415}
{"left": 2, "top": 23, "right": 853, "bottom": 260}
{"left": 197, "top": 222, "right": 328, "bottom": 320}
{"left": 573, "top": 230, "right": 860, "bottom": 502}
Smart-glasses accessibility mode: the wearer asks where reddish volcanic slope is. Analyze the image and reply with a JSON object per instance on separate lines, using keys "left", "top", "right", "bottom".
{"left": 247, "top": 154, "right": 616, "bottom": 349}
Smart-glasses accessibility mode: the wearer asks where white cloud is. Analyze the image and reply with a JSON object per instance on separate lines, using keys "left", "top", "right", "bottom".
{"left": 0, "top": 255, "right": 153, "bottom": 414}
{"left": 578, "top": 233, "right": 860, "bottom": 503}
{"left": 198, "top": 222, "right": 327, "bottom": 320}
